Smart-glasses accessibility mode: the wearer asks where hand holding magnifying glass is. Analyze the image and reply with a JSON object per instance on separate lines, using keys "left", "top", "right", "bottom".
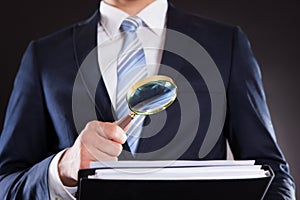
{"left": 117, "top": 75, "right": 178, "bottom": 129}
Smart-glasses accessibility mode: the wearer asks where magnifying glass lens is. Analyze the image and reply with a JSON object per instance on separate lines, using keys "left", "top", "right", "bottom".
{"left": 118, "top": 75, "right": 177, "bottom": 130}
{"left": 127, "top": 78, "right": 177, "bottom": 115}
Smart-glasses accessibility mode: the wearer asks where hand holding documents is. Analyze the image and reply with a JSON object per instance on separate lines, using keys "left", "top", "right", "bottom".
{"left": 77, "top": 160, "right": 274, "bottom": 200}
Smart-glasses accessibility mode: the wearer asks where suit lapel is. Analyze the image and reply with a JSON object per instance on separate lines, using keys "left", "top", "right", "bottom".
{"left": 73, "top": 10, "right": 134, "bottom": 159}
{"left": 160, "top": 3, "right": 193, "bottom": 74}
{"left": 135, "top": 4, "right": 194, "bottom": 158}
{"left": 73, "top": 10, "right": 115, "bottom": 122}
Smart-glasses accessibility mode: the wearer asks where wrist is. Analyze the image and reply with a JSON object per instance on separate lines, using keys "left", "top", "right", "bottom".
{"left": 58, "top": 148, "right": 78, "bottom": 187}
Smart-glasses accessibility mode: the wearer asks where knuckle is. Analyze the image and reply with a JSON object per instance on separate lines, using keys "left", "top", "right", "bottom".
{"left": 110, "top": 131, "right": 118, "bottom": 140}
{"left": 107, "top": 142, "right": 123, "bottom": 157}
{"left": 80, "top": 129, "right": 93, "bottom": 142}
{"left": 106, "top": 124, "right": 118, "bottom": 139}
{"left": 80, "top": 132, "right": 89, "bottom": 144}
{"left": 86, "top": 121, "right": 98, "bottom": 130}
{"left": 114, "top": 144, "right": 123, "bottom": 156}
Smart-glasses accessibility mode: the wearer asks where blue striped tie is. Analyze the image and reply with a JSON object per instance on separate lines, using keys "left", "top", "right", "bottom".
{"left": 117, "top": 16, "right": 147, "bottom": 155}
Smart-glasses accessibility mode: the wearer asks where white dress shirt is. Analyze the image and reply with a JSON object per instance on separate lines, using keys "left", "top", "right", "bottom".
{"left": 48, "top": 0, "right": 168, "bottom": 199}
{"left": 98, "top": 0, "right": 168, "bottom": 109}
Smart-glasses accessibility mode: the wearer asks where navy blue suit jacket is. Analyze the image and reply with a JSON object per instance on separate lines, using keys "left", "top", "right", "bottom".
{"left": 0, "top": 3, "right": 295, "bottom": 199}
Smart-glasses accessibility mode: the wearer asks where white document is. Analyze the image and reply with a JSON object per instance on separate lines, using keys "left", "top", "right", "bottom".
{"left": 90, "top": 160, "right": 255, "bottom": 168}
{"left": 89, "top": 160, "right": 270, "bottom": 180}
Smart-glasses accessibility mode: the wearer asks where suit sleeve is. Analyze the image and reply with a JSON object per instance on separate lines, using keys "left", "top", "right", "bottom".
{"left": 226, "top": 26, "right": 296, "bottom": 199}
{"left": 0, "top": 41, "right": 55, "bottom": 199}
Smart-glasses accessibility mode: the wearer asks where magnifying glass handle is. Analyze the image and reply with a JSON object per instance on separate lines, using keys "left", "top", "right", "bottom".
{"left": 117, "top": 112, "right": 136, "bottom": 130}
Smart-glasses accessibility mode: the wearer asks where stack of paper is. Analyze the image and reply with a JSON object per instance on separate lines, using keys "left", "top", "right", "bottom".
{"left": 89, "top": 160, "right": 270, "bottom": 180}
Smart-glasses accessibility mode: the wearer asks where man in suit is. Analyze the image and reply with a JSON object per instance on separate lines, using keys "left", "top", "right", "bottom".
{"left": 0, "top": 0, "right": 296, "bottom": 199}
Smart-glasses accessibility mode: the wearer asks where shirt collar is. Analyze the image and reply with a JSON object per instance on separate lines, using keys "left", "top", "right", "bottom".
{"left": 99, "top": 0, "right": 168, "bottom": 38}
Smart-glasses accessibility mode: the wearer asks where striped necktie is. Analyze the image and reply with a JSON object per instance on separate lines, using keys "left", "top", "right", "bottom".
{"left": 116, "top": 16, "right": 147, "bottom": 155}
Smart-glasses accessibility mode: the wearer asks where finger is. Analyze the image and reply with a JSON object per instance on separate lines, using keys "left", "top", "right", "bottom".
{"left": 81, "top": 130, "right": 123, "bottom": 157}
{"left": 84, "top": 144, "right": 118, "bottom": 162}
{"left": 86, "top": 121, "right": 127, "bottom": 144}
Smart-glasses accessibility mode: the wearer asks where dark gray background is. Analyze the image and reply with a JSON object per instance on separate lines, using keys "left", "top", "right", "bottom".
{"left": 0, "top": 0, "right": 299, "bottom": 198}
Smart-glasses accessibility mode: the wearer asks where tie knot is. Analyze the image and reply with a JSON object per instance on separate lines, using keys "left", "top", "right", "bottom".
{"left": 121, "top": 16, "right": 143, "bottom": 32}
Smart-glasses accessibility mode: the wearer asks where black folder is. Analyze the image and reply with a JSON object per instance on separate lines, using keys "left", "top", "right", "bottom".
{"left": 77, "top": 163, "right": 274, "bottom": 200}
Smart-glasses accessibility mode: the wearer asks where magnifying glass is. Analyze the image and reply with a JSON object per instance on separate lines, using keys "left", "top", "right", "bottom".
{"left": 117, "top": 75, "right": 178, "bottom": 129}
